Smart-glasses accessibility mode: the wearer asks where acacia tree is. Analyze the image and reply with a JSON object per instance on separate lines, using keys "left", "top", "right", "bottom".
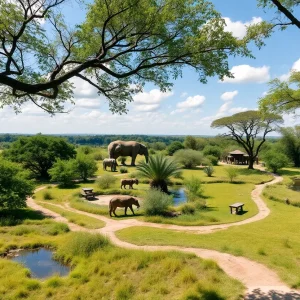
{"left": 211, "top": 111, "right": 283, "bottom": 169}
{"left": 0, "top": 0, "right": 253, "bottom": 114}
{"left": 259, "top": 71, "right": 300, "bottom": 114}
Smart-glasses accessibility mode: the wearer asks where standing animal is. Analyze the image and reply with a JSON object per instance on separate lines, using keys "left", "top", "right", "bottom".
{"left": 108, "top": 141, "right": 149, "bottom": 166}
{"left": 103, "top": 158, "right": 117, "bottom": 171}
{"left": 120, "top": 178, "right": 139, "bottom": 189}
{"left": 109, "top": 196, "right": 140, "bottom": 217}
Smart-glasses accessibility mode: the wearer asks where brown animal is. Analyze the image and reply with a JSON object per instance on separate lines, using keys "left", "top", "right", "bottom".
{"left": 120, "top": 178, "right": 139, "bottom": 189}
{"left": 109, "top": 196, "right": 140, "bottom": 217}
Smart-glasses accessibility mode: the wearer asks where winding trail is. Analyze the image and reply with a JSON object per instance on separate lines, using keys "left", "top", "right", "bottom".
{"left": 27, "top": 175, "right": 300, "bottom": 299}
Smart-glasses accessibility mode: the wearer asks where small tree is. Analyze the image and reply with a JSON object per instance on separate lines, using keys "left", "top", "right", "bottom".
{"left": 137, "top": 155, "right": 181, "bottom": 193}
{"left": 263, "top": 151, "right": 289, "bottom": 173}
{"left": 211, "top": 111, "right": 283, "bottom": 169}
{"left": 167, "top": 141, "right": 185, "bottom": 156}
{"left": 49, "top": 159, "right": 77, "bottom": 187}
{"left": 184, "top": 177, "right": 203, "bottom": 201}
{"left": 174, "top": 149, "right": 207, "bottom": 169}
{"left": 74, "top": 154, "right": 98, "bottom": 181}
{"left": 203, "top": 166, "right": 214, "bottom": 177}
{"left": 0, "top": 160, "right": 34, "bottom": 209}
{"left": 225, "top": 167, "right": 239, "bottom": 183}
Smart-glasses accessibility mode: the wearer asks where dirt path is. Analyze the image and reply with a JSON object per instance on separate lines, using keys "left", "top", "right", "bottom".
{"left": 27, "top": 175, "right": 300, "bottom": 299}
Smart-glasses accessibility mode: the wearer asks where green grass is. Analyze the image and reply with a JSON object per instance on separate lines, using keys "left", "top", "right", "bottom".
{"left": 36, "top": 202, "right": 105, "bottom": 229}
{"left": 116, "top": 194, "right": 300, "bottom": 288}
{"left": 0, "top": 215, "right": 243, "bottom": 299}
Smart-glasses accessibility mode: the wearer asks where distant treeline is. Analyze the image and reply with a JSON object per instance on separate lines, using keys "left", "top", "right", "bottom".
{"left": 0, "top": 134, "right": 186, "bottom": 147}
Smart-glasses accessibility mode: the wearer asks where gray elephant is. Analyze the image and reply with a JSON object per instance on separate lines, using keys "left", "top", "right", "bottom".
{"left": 108, "top": 141, "right": 149, "bottom": 166}
{"left": 103, "top": 158, "right": 117, "bottom": 171}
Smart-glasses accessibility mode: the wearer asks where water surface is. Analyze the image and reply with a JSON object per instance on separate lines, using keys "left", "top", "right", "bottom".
{"left": 172, "top": 187, "right": 187, "bottom": 206}
{"left": 10, "top": 248, "right": 70, "bottom": 278}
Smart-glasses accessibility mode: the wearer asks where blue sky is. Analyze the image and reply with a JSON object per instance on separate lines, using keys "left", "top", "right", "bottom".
{"left": 1, "top": 0, "right": 300, "bottom": 135}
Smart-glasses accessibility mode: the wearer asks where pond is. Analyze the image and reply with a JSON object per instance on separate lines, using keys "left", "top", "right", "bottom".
{"left": 171, "top": 187, "right": 187, "bottom": 206}
{"left": 9, "top": 248, "right": 70, "bottom": 279}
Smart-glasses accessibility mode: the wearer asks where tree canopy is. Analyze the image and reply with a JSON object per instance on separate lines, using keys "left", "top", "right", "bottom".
{"left": 0, "top": 159, "right": 34, "bottom": 209}
{"left": 280, "top": 126, "right": 300, "bottom": 167}
{"left": 259, "top": 71, "right": 300, "bottom": 114}
{"left": 4, "top": 135, "right": 76, "bottom": 179}
{"left": 211, "top": 110, "right": 283, "bottom": 169}
{"left": 0, "top": 0, "right": 253, "bottom": 114}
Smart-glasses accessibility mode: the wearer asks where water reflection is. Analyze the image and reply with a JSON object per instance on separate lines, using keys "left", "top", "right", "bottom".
{"left": 9, "top": 248, "right": 69, "bottom": 278}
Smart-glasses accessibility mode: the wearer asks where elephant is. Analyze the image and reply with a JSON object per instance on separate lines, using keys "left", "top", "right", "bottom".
{"left": 108, "top": 141, "right": 149, "bottom": 166}
{"left": 103, "top": 158, "right": 117, "bottom": 171}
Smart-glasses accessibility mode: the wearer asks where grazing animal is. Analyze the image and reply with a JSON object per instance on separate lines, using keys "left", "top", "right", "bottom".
{"left": 109, "top": 196, "right": 140, "bottom": 217}
{"left": 120, "top": 178, "right": 139, "bottom": 189}
{"left": 103, "top": 158, "right": 117, "bottom": 171}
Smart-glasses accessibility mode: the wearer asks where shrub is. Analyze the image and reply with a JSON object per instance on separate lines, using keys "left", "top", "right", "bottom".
{"left": 142, "top": 189, "right": 173, "bottom": 216}
{"left": 119, "top": 167, "right": 128, "bottom": 173}
{"left": 184, "top": 177, "right": 203, "bottom": 201}
{"left": 55, "top": 232, "right": 110, "bottom": 260}
{"left": 203, "top": 166, "right": 214, "bottom": 177}
{"left": 174, "top": 149, "right": 207, "bottom": 169}
{"left": 206, "top": 155, "right": 218, "bottom": 166}
{"left": 43, "top": 191, "right": 53, "bottom": 200}
{"left": 181, "top": 203, "right": 195, "bottom": 215}
{"left": 203, "top": 145, "right": 221, "bottom": 159}
{"left": 49, "top": 159, "right": 77, "bottom": 187}
{"left": 118, "top": 156, "right": 127, "bottom": 165}
{"left": 93, "top": 152, "right": 103, "bottom": 161}
{"left": 74, "top": 153, "right": 98, "bottom": 181}
{"left": 167, "top": 141, "right": 185, "bottom": 156}
{"left": 97, "top": 174, "right": 117, "bottom": 189}
{"left": 225, "top": 167, "right": 239, "bottom": 183}
{"left": 262, "top": 150, "right": 289, "bottom": 173}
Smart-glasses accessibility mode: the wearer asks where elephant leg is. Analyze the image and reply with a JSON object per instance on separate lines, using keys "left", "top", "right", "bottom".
{"left": 109, "top": 207, "right": 113, "bottom": 217}
{"left": 129, "top": 205, "right": 135, "bottom": 215}
{"left": 113, "top": 208, "right": 117, "bottom": 217}
{"left": 125, "top": 206, "right": 128, "bottom": 216}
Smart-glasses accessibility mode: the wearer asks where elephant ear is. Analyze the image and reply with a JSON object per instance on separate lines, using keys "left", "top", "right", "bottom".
{"left": 115, "top": 144, "right": 123, "bottom": 153}
{"left": 139, "top": 144, "right": 147, "bottom": 155}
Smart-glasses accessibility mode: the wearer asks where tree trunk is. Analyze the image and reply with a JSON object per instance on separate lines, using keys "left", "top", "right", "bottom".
{"left": 150, "top": 180, "right": 169, "bottom": 194}
{"left": 248, "top": 157, "right": 255, "bottom": 170}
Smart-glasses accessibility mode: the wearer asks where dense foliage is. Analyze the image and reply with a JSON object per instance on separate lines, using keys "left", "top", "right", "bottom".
{"left": 280, "top": 126, "right": 300, "bottom": 167}
{"left": 49, "top": 159, "right": 77, "bottom": 187}
{"left": 263, "top": 150, "right": 289, "bottom": 173}
{"left": 174, "top": 149, "right": 208, "bottom": 169}
{"left": 74, "top": 154, "right": 98, "bottom": 181}
{"left": 0, "top": 160, "right": 34, "bottom": 209}
{"left": 4, "top": 135, "right": 76, "bottom": 179}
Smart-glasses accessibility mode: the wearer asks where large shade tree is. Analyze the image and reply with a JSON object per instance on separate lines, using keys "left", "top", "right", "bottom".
{"left": 211, "top": 110, "right": 283, "bottom": 169}
{"left": 0, "top": 0, "right": 254, "bottom": 114}
{"left": 4, "top": 135, "right": 76, "bottom": 179}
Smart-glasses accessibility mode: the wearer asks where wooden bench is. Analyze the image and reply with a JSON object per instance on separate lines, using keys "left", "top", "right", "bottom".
{"left": 229, "top": 202, "right": 244, "bottom": 214}
{"left": 81, "top": 188, "right": 95, "bottom": 200}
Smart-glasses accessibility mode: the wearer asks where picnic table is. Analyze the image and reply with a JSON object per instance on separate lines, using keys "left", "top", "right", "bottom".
{"left": 81, "top": 188, "right": 95, "bottom": 200}
{"left": 229, "top": 202, "right": 244, "bottom": 214}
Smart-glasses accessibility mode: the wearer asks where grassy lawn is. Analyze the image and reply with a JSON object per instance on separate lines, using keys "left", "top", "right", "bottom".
{"left": 0, "top": 210, "right": 243, "bottom": 300}
{"left": 116, "top": 194, "right": 300, "bottom": 288}
{"left": 36, "top": 202, "right": 105, "bottom": 229}
{"left": 263, "top": 168, "right": 300, "bottom": 207}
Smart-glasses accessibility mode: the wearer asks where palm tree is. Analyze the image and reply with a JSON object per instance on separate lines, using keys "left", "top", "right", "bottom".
{"left": 136, "top": 155, "right": 181, "bottom": 193}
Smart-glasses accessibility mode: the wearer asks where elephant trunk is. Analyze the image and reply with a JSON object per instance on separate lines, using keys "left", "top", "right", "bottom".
{"left": 144, "top": 148, "right": 149, "bottom": 163}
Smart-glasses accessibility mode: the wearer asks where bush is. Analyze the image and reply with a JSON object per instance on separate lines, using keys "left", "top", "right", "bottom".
{"left": 74, "top": 153, "right": 98, "bottom": 181}
{"left": 203, "top": 166, "right": 214, "bottom": 177}
{"left": 263, "top": 150, "right": 289, "bottom": 173}
{"left": 206, "top": 155, "right": 218, "bottom": 166}
{"left": 43, "top": 191, "right": 53, "bottom": 200}
{"left": 181, "top": 203, "right": 195, "bottom": 215}
{"left": 142, "top": 189, "right": 173, "bottom": 216}
{"left": 119, "top": 167, "right": 128, "bottom": 173}
{"left": 203, "top": 145, "right": 222, "bottom": 159}
{"left": 184, "top": 177, "right": 203, "bottom": 201}
{"left": 55, "top": 232, "right": 109, "bottom": 261}
{"left": 49, "top": 159, "right": 77, "bottom": 187}
{"left": 97, "top": 174, "right": 117, "bottom": 189}
{"left": 174, "top": 149, "right": 207, "bottom": 169}
{"left": 93, "top": 152, "right": 103, "bottom": 161}
{"left": 225, "top": 167, "right": 239, "bottom": 183}
{"left": 167, "top": 141, "right": 185, "bottom": 156}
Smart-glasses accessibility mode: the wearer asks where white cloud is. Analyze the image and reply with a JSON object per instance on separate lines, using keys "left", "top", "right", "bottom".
{"left": 221, "top": 65, "right": 270, "bottom": 84}
{"left": 176, "top": 95, "right": 205, "bottom": 109}
{"left": 134, "top": 104, "right": 160, "bottom": 112}
{"left": 279, "top": 58, "right": 300, "bottom": 81}
{"left": 76, "top": 98, "right": 101, "bottom": 109}
{"left": 218, "top": 102, "right": 231, "bottom": 113}
{"left": 220, "top": 90, "right": 238, "bottom": 101}
{"left": 180, "top": 92, "right": 188, "bottom": 98}
{"left": 72, "top": 77, "right": 99, "bottom": 99}
{"left": 133, "top": 89, "right": 173, "bottom": 104}
{"left": 229, "top": 107, "right": 249, "bottom": 114}
{"left": 224, "top": 17, "right": 263, "bottom": 39}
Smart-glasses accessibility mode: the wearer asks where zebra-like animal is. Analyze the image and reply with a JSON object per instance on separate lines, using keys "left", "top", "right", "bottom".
{"left": 103, "top": 158, "right": 117, "bottom": 172}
